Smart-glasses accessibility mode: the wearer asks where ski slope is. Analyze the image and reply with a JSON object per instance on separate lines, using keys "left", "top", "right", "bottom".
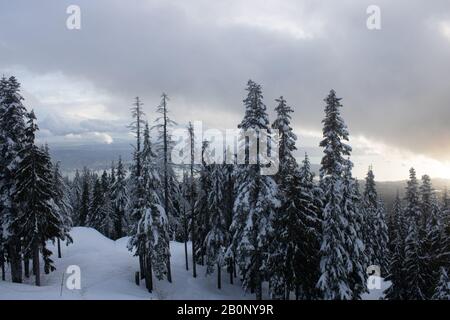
{"left": 0, "top": 227, "right": 387, "bottom": 300}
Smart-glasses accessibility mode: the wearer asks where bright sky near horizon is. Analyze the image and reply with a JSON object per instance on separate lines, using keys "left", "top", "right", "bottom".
{"left": 1, "top": 0, "right": 450, "bottom": 181}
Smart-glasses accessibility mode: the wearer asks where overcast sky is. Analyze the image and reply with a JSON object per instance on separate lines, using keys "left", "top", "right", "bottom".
{"left": 1, "top": 0, "right": 450, "bottom": 181}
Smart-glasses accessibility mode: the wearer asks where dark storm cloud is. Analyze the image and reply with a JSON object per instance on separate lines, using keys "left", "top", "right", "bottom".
{"left": 1, "top": 0, "right": 450, "bottom": 160}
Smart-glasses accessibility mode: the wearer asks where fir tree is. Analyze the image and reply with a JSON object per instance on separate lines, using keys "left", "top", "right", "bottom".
{"left": 403, "top": 168, "right": 426, "bottom": 299}
{"left": 111, "top": 157, "right": 128, "bottom": 239}
{"left": 343, "top": 163, "right": 368, "bottom": 299}
{"left": 79, "top": 167, "right": 91, "bottom": 227}
{"left": 419, "top": 175, "right": 442, "bottom": 298}
{"left": 204, "top": 161, "right": 227, "bottom": 289}
{"left": 432, "top": 267, "right": 450, "bottom": 300}
{"left": 52, "top": 162, "right": 73, "bottom": 258}
{"left": 230, "top": 80, "right": 279, "bottom": 300}
{"left": 13, "top": 111, "right": 64, "bottom": 286}
{"left": 153, "top": 93, "right": 181, "bottom": 245}
{"left": 363, "top": 167, "right": 389, "bottom": 272}
{"left": 141, "top": 121, "right": 170, "bottom": 281}
{"left": 267, "top": 97, "right": 320, "bottom": 300}
{"left": 317, "top": 90, "right": 356, "bottom": 300}
{"left": 0, "top": 76, "right": 27, "bottom": 283}
{"left": 195, "top": 141, "right": 213, "bottom": 266}
{"left": 385, "top": 191, "right": 407, "bottom": 300}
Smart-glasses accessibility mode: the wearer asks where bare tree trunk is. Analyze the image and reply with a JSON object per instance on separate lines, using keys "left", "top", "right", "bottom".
{"left": 1, "top": 254, "right": 5, "bottom": 281}
{"left": 24, "top": 255, "right": 30, "bottom": 278}
{"left": 33, "top": 242, "right": 40, "bottom": 287}
{"left": 188, "top": 123, "right": 197, "bottom": 278}
{"left": 229, "top": 258, "right": 234, "bottom": 285}
{"left": 139, "top": 253, "right": 145, "bottom": 280}
{"left": 184, "top": 222, "right": 189, "bottom": 271}
{"left": 57, "top": 238, "right": 62, "bottom": 258}
{"left": 145, "top": 253, "right": 153, "bottom": 293}
{"left": 162, "top": 95, "right": 172, "bottom": 283}
{"left": 8, "top": 240, "right": 22, "bottom": 283}
{"left": 217, "top": 263, "right": 221, "bottom": 290}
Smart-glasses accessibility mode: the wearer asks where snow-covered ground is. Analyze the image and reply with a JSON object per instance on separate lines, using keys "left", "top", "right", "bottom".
{"left": 0, "top": 227, "right": 388, "bottom": 300}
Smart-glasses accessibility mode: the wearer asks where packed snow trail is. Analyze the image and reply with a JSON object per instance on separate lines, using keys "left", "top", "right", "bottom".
{"left": 0, "top": 227, "right": 387, "bottom": 300}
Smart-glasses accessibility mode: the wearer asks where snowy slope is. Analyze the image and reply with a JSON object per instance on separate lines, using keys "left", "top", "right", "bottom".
{"left": 0, "top": 227, "right": 251, "bottom": 300}
{"left": 0, "top": 227, "right": 387, "bottom": 300}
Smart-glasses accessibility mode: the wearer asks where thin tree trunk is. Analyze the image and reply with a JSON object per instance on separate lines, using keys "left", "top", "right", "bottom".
{"left": 166, "top": 253, "right": 172, "bottom": 283}
{"left": 33, "top": 242, "right": 40, "bottom": 287}
{"left": 217, "top": 263, "right": 221, "bottom": 289}
{"left": 1, "top": 254, "right": 5, "bottom": 281}
{"left": 9, "top": 240, "right": 22, "bottom": 283}
{"left": 191, "top": 207, "right": 197, "bottom": 278}
{"left": 57, "top": 238, "right": 62, "bottom": 258}
{"left": 139, "top": 253, "right": 145, "bottom": 280}
{"left": 229, "top": 258, "right": 233, "bottom": 285}
{"left": 145, "top": 253, "right": 153, "bottom": 293}
{"left": 24, "top": 255, "right": 30, "bottom": 278}
{"left": 285, "top": 284, "right": 290, "bottom": 300}
{"left": 162, "top": 95, "right": 172, "bottom": 283}
{"left": 184, "top": 225, "right": 189, "bottom": 271}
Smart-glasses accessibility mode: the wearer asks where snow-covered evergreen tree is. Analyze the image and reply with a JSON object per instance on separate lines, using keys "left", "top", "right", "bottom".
{"left": 13, "top": 111, "right": 64, "bottom": 286}
{"left": 442, "top": 189, "right": 450, "bottom": 270}
{"left": 141, "top": 121, "right": 170, "bottom": 281}
{"left": 52, "top": 162, "right": 73, "bottom": 257}
{"left": 79, "top": 167, "right": 91, "bottom": 227}
{"left": 69, "top": 169, "right": 82, "bottom": 226}
{"left": 153, "top": 93, "right": 181, "bottom": 246}
{"left": 267, "top": 97, "right": 320, "bottom": 300}
{"left": 195, "top": 141, "right": 212, "bottom": 266}
{"left": 111, "top": 157, "right": 128, "bottom": 239}
{"left": 432, "top": 267, "right": 450, "bottom": 300}
{"left": 363, "top": 167, "right": 389, "bottom": 272}
{"left": 343, "top": 163, "right": 368, "bottom": 299}
{"left": 384, "top": 191, "right": 407, "bottom": 300}
{"left": 419, "top": 175, "right": 442, "bottom": 298}
{"left": 403, "top": 168, "right": 426, "bottom": 300}
{"left": 0, "top": 76, "right": 27, "bottom": 283}
{"left": 229, "top": 80, "right": 279, "bottom": 300}
{"left": 317, "top": 89, "right": 357, "bottom": 300}
{"left": 89, "top": 177, "right": 107, "bottom": 233}
{"left": 204, "top": 161, "right": 227, "bottom": 289}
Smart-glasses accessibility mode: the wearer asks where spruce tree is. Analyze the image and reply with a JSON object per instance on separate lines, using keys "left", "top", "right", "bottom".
{"left": 79, "top": 167, "right": 91, "bottom": 227}
{"left": 89, "top": 177, "right": 106, "bottom": 232}
{"left": 153, "top": 93, "right": 181, "bottom": 244}
{"left": 204, "top": 161, "right": 227, "bottom": 289}
{"left": 69, "top": 169, "right": 82, "bottom": 226}
{"left": 52, "top": 162, "right": 73, "bottom": 257}
{"left": 111, "top": 157, "right": 128, "bottom": 239}
{"left": 384, "top": 192, "right": 407, "bottom": 300}
{"left": 343, "top": 163, "right": 368, "bottom": 299}
{"left": 419, "top": 175, "right": 442, "bottom": 298}
{"left": 0, "top": 76, "right": 27, "bottom": 283}
{"left": 13, "top": 111, "right": 64, "bottom": 286}
{"left": 432, "top": 267, "right": 450, "bottom": 300}
{"left": 267, "top": 97, "right": 320, "bottom": 300}
{"left": 317, "top": 89, "right": 356, "bottom": 300}
{"left": 403, "top": 168, "right": 426, "bottom": 299}
{"left": 195, "top": 141, "right": 212, "bottom": 266}
{"left": 141, "top": 121, "right": 170, "bottom": 281}
{"left": 363, "top": 167, "right": 389, "bottom": 272}
{"left": 230, "top": 80, "right": 279, "bottom": 300}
